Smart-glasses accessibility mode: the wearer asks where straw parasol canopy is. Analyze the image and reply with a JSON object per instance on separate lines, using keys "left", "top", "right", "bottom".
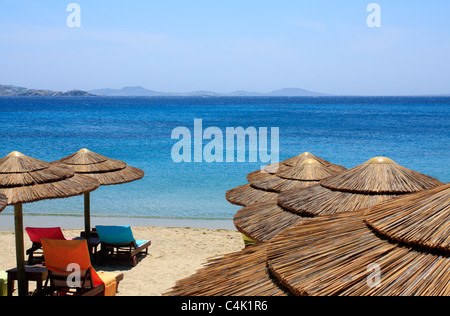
{"left": 164, "top": 158, "right": 445, "bottom": 297}
{"left": 0, "top": 151, "right": 100, "bottom": 296}
{"left": 225, "top": 184, "right": 279, "bottom": 207}
{"left": 234, "top": 157, "right": 444, "bottom": 243}
{"left": 166, "top": 184, "right": 450, "bottom": 297}
{"left": 283, "top": 151, "right": 339, "bottom": 167}
{"left": 246, "top": 151, "right": 345, "bottom": 182}
{"left": 165, "top": 243, "right": 291, "bottom": 296}
{"left": 52, "top": 149, "right": 145, "bottom": 236}
{"left": 267, "top": 183, "right": 450, "bottom": 296}
{"left": 227, "top": 155, "right": 346, "bottom": 207}
{"left": 53, "top": 148, "right": 145, "bottom": 186}
{"left": 253, "top": 158, "right": 339, "bottom": 192}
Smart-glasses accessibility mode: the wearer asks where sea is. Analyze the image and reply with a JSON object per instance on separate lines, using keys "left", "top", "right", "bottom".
{"left": 0, "top": 96, "right": 448, "bottom": 229}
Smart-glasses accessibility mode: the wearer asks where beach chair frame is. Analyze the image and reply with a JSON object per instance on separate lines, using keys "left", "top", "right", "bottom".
{"left": 38, "top": 267, "right": 101, "bottom": 296}
{"left": 98, "top": 240, "right": 151, "bottom": 267}
{"left": 26, "top": 242, "right": 45, "bottom": 265}
{"left": 36, "top": 267, "right": 124, "bottom": 296}
{"left": 34, "top": 239, "right": 125, "bottom": 296}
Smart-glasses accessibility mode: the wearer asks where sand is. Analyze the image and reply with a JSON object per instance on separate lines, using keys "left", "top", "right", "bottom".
{"left": 0, "top": 226, "right": 245, "bottom": 296}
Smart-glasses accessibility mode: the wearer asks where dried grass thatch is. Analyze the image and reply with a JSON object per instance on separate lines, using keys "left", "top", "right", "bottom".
{"left": 278, "top": 184, "right": 395, "bottom": 217}
{"left": 52, "top": 148, "right": 145, "bottom": 238}
{"left": 168, "top": 164, "right": 448, "bottom": 297}
{"left": 52, "top": 148, "right": 145, "bottom": 186}
{"left": 227, "top": 158, "right": 345, "bottom": 207}
{"left": 320, "top": 157, "right": 442, "bottom": 194}
{"left": 165, "top": 244, "right": 290, "bottom": 296}
{"left": 225, "top": 184, "right": 279, "bottom": 207}
{"left": 234, "top": 157, "right": 444, "bottom": 243}
{"left": 246, "top": 169, "right": 272, "bottom": 183}
{"left": 278, "top": 157, "right": 444, "bottom": 216}
{"left": 277, "top": 159, "right": 336, "bottom": 181}
{"left": 250, "top": 159, "right": 336, "bottom": 193}
{"left": 0, "top": 151, "right": 100, "bottom": 205}
{"left": 283, "top": 152, "right": 334, "bottom": 167}
{"left": 166, "top": 160, "right": 448, "bottom": 297}
{"left": 267, "top": 184, "right": 450, "bottom": 296}
{"left": 250, "top": 174, "right": 318, "bottom": 193}
{"left": 234, "top": 202, "right": 306, "bottom": 242}
{"left": 365, "top": 184, "right": 450, "bottom": 252}
{"left": 170, "top": 184, "right": 450, "bottom": 297}
{"left": 246, "top": 152, "right": 346, "bottom": 182}
{"left": 0, "top": 193, "right": 7, "bottom": 213}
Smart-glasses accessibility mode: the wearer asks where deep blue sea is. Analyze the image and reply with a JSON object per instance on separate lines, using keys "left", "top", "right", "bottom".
{"left": 0, "top": 96, "right": 448, "bottom": 220}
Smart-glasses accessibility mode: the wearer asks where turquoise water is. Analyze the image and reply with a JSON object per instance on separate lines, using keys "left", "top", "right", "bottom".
{"left": 0, "top": 96, "right": 448, "bottom": 220}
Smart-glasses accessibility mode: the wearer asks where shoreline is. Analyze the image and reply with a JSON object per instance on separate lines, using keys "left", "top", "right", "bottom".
{"left": 0, "top": 214, "right": 237, "bottom": 232}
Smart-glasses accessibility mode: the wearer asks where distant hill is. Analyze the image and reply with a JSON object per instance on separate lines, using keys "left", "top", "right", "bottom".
{"left": 0, "top": 84, "right": 94, "bottom": 96}
{"left": 89, "top": 86, "right": 329, "bottom": 97}
{"left": 265, "top": 88, "right": 329, "bottom": 97}
{"left": 89, "top": 86, "right": 164, "bottom": 97}
{"left": 0, "top": 84, "right": 330, "bottom": 97}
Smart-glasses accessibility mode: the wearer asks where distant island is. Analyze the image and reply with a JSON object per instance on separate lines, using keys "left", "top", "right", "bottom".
{"left": 0, "top": 84, "right": 94, "bottom": 97}
{"left": 0, "top": 84, "right": 329, "bottom": 97}
{"left": 2, "top": 84, "right": 449, "bottom": 98}
{"left": 88, "top": 86, "right": 330, "bottom": 97}
{"left": 0, "top": 84, "right": 330, "bottom": 97}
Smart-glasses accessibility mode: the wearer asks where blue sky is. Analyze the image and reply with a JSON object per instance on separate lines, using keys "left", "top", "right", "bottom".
{"left": 1, "top": 0, "right": 450, "bottom": 95}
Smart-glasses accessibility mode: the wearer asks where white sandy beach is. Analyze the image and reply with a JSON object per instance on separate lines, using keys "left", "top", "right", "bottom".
{"left": 0, "top": 226, "right": 244, "bottom": 296}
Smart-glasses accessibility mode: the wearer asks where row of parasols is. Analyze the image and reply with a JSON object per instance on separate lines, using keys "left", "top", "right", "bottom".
{"left": 0, "top": 149, "right": 144, "bottom": 296}
{"left": 166, "top": 152, "right": 450, "bottom": 296}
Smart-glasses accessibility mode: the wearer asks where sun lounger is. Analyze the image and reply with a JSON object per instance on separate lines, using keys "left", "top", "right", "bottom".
{"left": 95, "top": 225, "right": 151, "bottom": 267}
{"left": 38, "top": 239, "right": 123, "bottom": 296}
{"left": 25, "top": 227, "right": 72, "bottom": 265}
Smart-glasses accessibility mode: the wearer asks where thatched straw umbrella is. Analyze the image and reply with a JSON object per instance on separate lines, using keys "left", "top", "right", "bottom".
{"left": 0, "top": 151, "right": 100, "bottom": 296}
{"left": 165, "top": 173, "right": 446, "bottom": 297}
{"left": 234, "top": 157, "right": 444, "bottom": 243}
{"left": 246, "top": 151, "right": 345, "bottom": 182}
{"left": 267, "top": 183, "right": 450, "bottom": 296}
{"left": 165, "top": 243, "right": 290, "bottom": 296}
{"left": 226, "top": 159, "right": 345, "bottom": 207}
{"left": 52, "top": 149, "right": 145, "bottom": 237}
{"left": 225, "top": 184, "right": 279, "bottom": 208}
{"left": 227, "top": 154, "right": 346, "bottom": 207}
{"left": 252, "top": 159, "right": 342, "bottom": 192}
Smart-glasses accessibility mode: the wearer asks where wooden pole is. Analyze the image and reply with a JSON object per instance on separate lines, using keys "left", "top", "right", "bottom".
{"left": 84, "top": 192, "right": 91, "bottom": 238}
{"left": 14, "top": 203, "right": 26, "bottom": 296}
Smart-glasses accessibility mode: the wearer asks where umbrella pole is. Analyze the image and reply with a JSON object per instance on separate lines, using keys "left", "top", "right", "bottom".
{"left": 84, "top": 192, "right": 91, "bottom": 238}
{"left": 14, "top": 203, "right": 26, "bottom": 296}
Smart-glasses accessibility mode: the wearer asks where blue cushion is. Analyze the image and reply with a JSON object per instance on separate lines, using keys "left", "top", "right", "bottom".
{"left": 96, "top": 225, "right": 135, "bottom": 245}
{"left": 135, "top": 240, "right": 149, "bottom": 247}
